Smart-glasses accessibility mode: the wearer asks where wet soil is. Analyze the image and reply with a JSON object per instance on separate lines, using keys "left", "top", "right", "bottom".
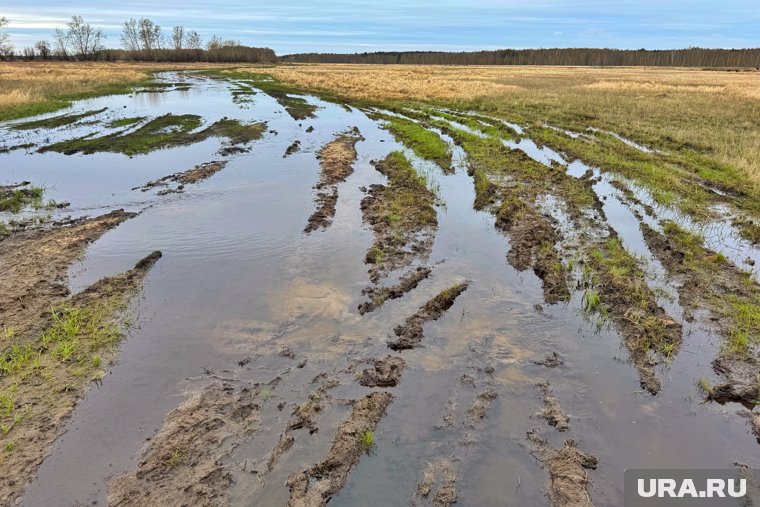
{"left": 361, "top": 152, "right": 438, "bottom": 283}
{"left": 304, "top": 129, "right": 363, "bottom": 233}
{"left": 108, "top": 380, "right": 259, "bottom": 506}
{"left": 537, "top": 382, "right": 570, "bottom": 431}
{"left": 389, "top": 283, "right": 469, "bottom": 351}
{"left": 134, "top": 160, "right": 228, "bottom": 194}
{"left": 286, "top": 392, "right": 393, "bottom": 507}
{"left": 358, "top": 355, "right": 406, "bottom": 387}
{"left": 358, "top": 266, "right": 431, "bottom": 315}
{"left": 0, "top": 210, "right": 136, "bottom": 335}
{"left": 0, "top": 242, "right": 160, "bottom": 505}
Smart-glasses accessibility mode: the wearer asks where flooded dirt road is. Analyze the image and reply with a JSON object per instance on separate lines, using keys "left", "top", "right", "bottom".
{"left": 1, "top": 72, "right": 758, "bottom": 507}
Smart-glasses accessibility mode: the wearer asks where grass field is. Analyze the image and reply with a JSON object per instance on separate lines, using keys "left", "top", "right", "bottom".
{"left": 0, "top": 62, "right": 233, "bottom": 122}
{"left": 258, "top": 64, "right": 760, "bottom": 187}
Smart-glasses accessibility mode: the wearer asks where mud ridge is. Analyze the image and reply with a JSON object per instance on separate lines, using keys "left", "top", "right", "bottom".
{"left": 415, "top": 459, "right": 458, "bottom": 507}
{"left": 527, "top": 430, "right": 598, "bottom": 507}
{"left": 133, "top": 160, "right": 228, "bottom": 194}
{"left": 304, "top": 128, "right": 363, "bottom": 233}
{"left": 389, "top": 282, "right": 469, "bottom": 351}
{"left": 537, "top": 382, "right": 570, "bottom": 431}
{"left": 358, "top": 266, "right": 432, "bottom": 315}
{"left": 0, "top": 249, "right": 160, "bottom": 505}
{"left": 641, "top": 221, "right": 760, "bottom": 404}
{"left": 361, "top": 151, "right": 438, "bottom": 283}
{"left": 284, "top": 140, "right": 301, "bottom": 157}
{"left": 108, "top": 381, "right": 259, "bottom": 506}
{"left": 0, "top": 209, "right": 136, "bottom": 335}
{"left": 286, "top": 392, "right": 393, "bottom": 507}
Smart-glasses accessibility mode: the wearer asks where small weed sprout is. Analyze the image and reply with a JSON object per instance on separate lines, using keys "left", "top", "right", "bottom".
{"left": 360, "top": 430, "right": 375, "bottom": 451}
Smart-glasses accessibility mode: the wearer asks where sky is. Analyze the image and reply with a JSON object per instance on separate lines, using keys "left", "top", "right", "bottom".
{"left": 2, "top": 0, "right": 759, "bottom": 54}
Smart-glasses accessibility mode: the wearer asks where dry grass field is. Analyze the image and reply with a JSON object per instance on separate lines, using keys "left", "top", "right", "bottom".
{"left": 0, "top": 62, "right": 233, "bottom": 121}
{"left": 260, "top": 64, "right": 760, "bottom": 184}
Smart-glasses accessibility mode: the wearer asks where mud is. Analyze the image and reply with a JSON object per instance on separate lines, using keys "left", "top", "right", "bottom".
{"left": 304, "top": 128, "right": 363, "bottom": 233}
{"left": 545, "top": 440, "right": 598, "bottom": 507}
{"left": 358, "top": 266, "right": 431, "bottom": 314}
{"left": 583, "top": 235, "right": 682, "bottom": 395}
{"left": 284, "top": 140, "right": 301, "bottom": 157}
{"left": 534, "top": 352, "right": 564, "bottom": 368}
{"left": 503, "top": 210, "right": 570, "bottom": 304}
{"left": 415, "top": 459, "right": 458, "bottom": 507}
{"left": 134, "top": 160, "right": 229, "bottom": 194}
{"left": 0, "top": 210, "right": 136, "bottom": 335}
{"left": 0, "top": 249, "right": 160, "bottom": 505}
{"left": 389, "top": 283, "right": 469, "bottom": 351}
{"left": 537, "top": 382, "right": 570, "bottom": 431}
{"left": 286, "top": 392, "right": 393, "bottom": 507}
{"left": 641, "top": 222, "right": 759, "bottom": 403}
{"left": 361, "top": 151, "right": 438, "bottom": 283}
{"left": 358, "top": 355, "right": 406, "bottom": 387}
{"left": 108, "top": 381, "right": 259, "bottom": 507}
{"left": 464, "top": 387, "right": 498, "bottom": 427}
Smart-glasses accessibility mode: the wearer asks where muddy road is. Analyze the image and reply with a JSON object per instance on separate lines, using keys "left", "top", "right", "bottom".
{"left": 0, "top": 72, "right": 758, "bottom": 507}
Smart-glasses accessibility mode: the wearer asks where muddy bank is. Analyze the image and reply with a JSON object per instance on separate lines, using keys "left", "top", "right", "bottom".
{"left": 581, "top": 236, "right": 681, "bottom": 394}
{"left": 361, "top": 151, "right": 438, "bottom": 283}
{"left": 304, "top": 128, "right": 363, "bottom": 233}
{"left": 358, "top": 266, "right": 431, "bottom": 315}
{"left": 0, "top": 210, "right": 136, "bottom": 335}
{"left": 286, "top": 392, "right": 393, "bottom": 507}
{"left": 108, "top": 380, "right": 258, "bottom": 506}
{"left": 0, "top": 247, "right": 160, "bottom": 505}
{"left": 134, "top": 160, "right": 229, "bottom": 195}
{"left": 641, "top": 221, "right": 760, "bottom": 404}
{"left": 389, "top": 282, "right": 468, "bottom": 351}
{"left": 546, "top": 440, "right": 598, "bottom": 507}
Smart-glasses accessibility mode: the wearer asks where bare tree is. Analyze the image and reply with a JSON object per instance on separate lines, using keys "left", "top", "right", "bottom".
{"left": 121, "top": 18, "right": 142, "bottom": 51}
{"left": 66, "top": 16, "right": 105, "bottom": 58}
{"left": 138, "top": 18, "right": 162, "bottom": 52}
{"left": 206, "top": 34, "right": 223, "bottom": 51}
{"left": 22, "top": 46, "right": 35, "bottom": 59}
{"left": 186, "top": 30, "right": 202, "bottom": 50}
{"left": 53, "top": 28, "right": 69, "bottom": 57}
{"left": 0, "top": 17, "right": 13, "bottom": 57}
{"left": 35, "top": 40, "right": 51, "bottom": 59}
{"left": 172, "top": 26, "right": 185, "bottom": 50}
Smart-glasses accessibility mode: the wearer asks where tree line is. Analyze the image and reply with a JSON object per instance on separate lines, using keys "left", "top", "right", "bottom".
{"left": 0, "top": 15, "right": 275, "bottom": 63}
{"left": 281, "top": 48, "right": 760, "bottom": 68}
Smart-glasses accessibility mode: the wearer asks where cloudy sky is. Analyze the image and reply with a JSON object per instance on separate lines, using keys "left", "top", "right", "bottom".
{"left": 3, "top": 0, "right": 759, "bottom": 54}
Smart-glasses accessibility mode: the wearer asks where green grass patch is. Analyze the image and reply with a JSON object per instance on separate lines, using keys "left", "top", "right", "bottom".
{"left": 11, "top": 108, "right": 108, "bottom": 131}
{"left": 107, "top": 116, "right": 147, "bottom": 129}
{"left": 373, "top": 113, "right": 452, "bottom": 172}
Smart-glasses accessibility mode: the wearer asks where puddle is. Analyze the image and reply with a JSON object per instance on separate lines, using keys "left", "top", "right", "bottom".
{"left": 4, "top": 73, "right": 758, "bottom": 507}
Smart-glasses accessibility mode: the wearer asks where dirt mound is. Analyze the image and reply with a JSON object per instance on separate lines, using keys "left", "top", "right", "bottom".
{"left": 108, "top": 381, "right": 259, "bottom": 506}
{"left": 537, "top": 382, "right": 570, "bottom": 431}
{"left": 286, "top": 392, "right": 393, "bottom": 507}
{"left": 546, "top": 440, "right": 598, "bottom": 507}
{"left": 389, "top": 283, "right": 468, "bottom": 351}
{"left": 710, "top": 356, "right": 760, "bottom": 405}
{"left": 0, "top": 209, "right": 136, "bottom": 335}
{"left": 358, "top": 355, "right": 406, "bottom": 387}
{"left": 134, "top": 160, "right": 228, "bottom": 194}
{"left": 304, "top": 129, "right": 363, "bottom": 233}
{"left": 358, "top": 266, "right": 432, "bottom": 314}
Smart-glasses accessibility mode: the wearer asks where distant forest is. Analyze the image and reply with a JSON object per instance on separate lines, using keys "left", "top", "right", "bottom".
{"left": 281, "top": 48, "right": 760, "bottom": 68}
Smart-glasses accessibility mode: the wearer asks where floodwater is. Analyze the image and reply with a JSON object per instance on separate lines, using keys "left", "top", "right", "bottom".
{"left": 1, "top": 72, "right": 757, "bottom": 507}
